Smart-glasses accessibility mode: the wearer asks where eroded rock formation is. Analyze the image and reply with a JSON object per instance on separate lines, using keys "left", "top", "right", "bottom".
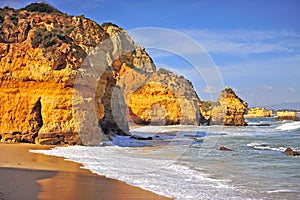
{"left": 127, "top": 69, "right": 204, "bottom": 126}
{"left": 0, "top": 5, "right": 131, "bottom": 145}
{"left": 276, "top": 111, "right": 299, "bottom": 121}
{"left": 0, "top": 4, "right": 205, "bottom": 145}
{"left": 245, "top": 107, "right": 273, "bottom": 118}
{"left": 203, "top": 87, "right": 248, "bottom": 126}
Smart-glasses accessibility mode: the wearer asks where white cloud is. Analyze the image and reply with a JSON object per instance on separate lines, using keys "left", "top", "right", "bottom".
{"left": 261, "top": 85, "right": 273, "bottom": 90}
{"left": 289, "top": 87, "right": 295, "bottom": 92}
{"left": 219, "top": 54, "right": 300, "bottom": 82}
{"left": 180, "top": 29, "right": 300, "bottom": 55}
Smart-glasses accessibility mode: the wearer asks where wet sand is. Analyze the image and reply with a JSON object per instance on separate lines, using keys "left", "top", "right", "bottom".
{"left": 0, "top": 143, "right": 172, "bottom": 200}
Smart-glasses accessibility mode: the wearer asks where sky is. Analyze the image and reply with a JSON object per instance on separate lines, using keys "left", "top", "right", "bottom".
{"left": 1, "top": 0, "right": 300, "bottom": 107}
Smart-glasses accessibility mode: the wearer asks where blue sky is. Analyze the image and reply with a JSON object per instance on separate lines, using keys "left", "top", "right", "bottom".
{"left": 2, "top": 0, "right": 300, "bottom": 107}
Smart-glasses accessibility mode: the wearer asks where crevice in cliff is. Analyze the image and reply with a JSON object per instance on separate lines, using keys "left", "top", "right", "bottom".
{"left": 28, "top": 97, "right": 43, "bottom": 142}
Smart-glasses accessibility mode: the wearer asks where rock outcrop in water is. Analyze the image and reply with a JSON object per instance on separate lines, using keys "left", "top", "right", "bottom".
{"left": 276, "top": 111, "right": 299, "bottom": 121}
{"left": 0, "top": 4, "right": 205, "bottom": 145}
{"left": 201, "top": 87, "right": 248, "bottom": 126}
{"left": 284, "top": 148, "right": 300, "bottom": 156}
{"left": 245, "top": 107, "right": 273, "bottom": 118}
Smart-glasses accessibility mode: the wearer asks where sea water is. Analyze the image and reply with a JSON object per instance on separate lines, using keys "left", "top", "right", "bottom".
{"left": 31, "top": 118, "right": 300, "bottom": 200}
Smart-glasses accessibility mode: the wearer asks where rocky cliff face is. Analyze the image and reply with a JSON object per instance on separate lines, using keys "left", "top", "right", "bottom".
{"left": 204, "top": 87, "right": 248, "bottom": 126}
{"left": 0, "top": 4, "right": 204, "bottom": 145}
{"left": 101, "top": 26, "right": 203, "bottom": 126}
{"left": 0, "top": 5, "right": 131, "bottom": 145}
{"left": 128, "top": 68, "right": 203, "bottom": 125}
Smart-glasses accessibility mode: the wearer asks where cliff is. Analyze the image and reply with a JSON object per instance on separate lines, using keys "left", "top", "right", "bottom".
{"left": 203, "top": 87, "right": 248, "bottom": 126}
{"left": 0, "top": 5, "right": 131, "bottom": 145}
{"left": 276, "top": 111, "right": 299, "bottom": 121}
{"left": 0, "top": 4, "right": 205, "bottom": 145}
{"left": 128, "top": 68, "right": 204, "bottom": 125}
{"left": 101, "top": 25, "right": 203, "bottom": 126}
{"left": 245, "top": 107, "right": 273, "bottom": 118}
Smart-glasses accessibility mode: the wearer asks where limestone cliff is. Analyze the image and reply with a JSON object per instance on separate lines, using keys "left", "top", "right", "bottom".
{"left": 101, "top": 26, "right": 203, "bottom": 126}
{"left": 245, "top": 107, "right": 273, "bottom": 118}
{"left": 0, "top": 4, "right": 204, "bottom": 145}
{"left": 128, "top": 68, "right": 203, "bottom": 125}
{"left": 0, "top": 5, "right": 130, "bottom": 145}
{"left": 206, "top": 87, "right": 248, "bottom": 126}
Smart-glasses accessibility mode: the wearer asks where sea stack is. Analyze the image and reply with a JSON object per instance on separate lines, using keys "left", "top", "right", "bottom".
{"left": 245, "top": 107, "right": 273, "bottom": 118}
{"left": 276, "top": 111, "right": 299, "bottom": 121}
{"left": 209, "top": 87, "right": 248, "bottom": 126}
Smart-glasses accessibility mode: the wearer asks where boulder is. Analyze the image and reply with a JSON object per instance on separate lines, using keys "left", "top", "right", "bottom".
{"left": 219, "top": 146, "right": 233, "bottom": 151}
{"left": 284, "top": 148, "right": 300, "bottom": 156}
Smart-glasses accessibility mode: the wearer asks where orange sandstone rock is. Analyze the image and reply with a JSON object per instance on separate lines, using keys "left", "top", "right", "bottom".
{"left": 245, "top": 107, "right": 273, "bottom": 118}
{"left": 127, "top": 69, "right": 204, "bottom": 126}
{"left": 210, "top": 87, "right": 248, "bottom": 126}
{"left": 276, "top": 111, "right": 299, "bottom": 121}
{"left": 0, "top": 5, "right": 129, "bottom": 145}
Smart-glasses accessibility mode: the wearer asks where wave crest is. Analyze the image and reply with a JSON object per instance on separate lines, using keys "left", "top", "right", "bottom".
{"left": 276, "top": 121, "right": 300, "bottom": 131}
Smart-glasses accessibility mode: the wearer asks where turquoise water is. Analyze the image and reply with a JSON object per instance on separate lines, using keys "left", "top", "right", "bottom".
{"left": 31, "top": 119, "right": 300, "bottom": 200}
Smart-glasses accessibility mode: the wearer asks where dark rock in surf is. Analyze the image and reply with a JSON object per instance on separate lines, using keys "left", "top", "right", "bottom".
{"left": 130, "top": 135, "right": 153, "bottom": 140}
{"left": 284, "top": 148, "right": 300, "bottom": 156}
{"left": 219, "top": 146, "right": 233, "bottom": 151}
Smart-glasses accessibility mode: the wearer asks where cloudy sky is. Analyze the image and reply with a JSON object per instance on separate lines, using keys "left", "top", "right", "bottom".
{"left": 2, "top": 0, "right": 300, "bottom": 107}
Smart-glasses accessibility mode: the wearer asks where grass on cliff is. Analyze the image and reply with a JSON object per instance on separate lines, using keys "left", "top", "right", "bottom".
{"left": 32, "top": 28, "right": 70, "bottom": 48}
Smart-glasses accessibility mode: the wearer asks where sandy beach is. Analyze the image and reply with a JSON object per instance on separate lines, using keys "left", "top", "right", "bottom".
{"left": 0, "top": 143, "right": 172, "bottom": 200}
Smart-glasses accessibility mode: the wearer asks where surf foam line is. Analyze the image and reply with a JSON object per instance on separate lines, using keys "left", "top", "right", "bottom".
{"left": 30, "top": 145, "right": 242, "bottom": 200}
{"left": 276, "top": 121, "right": 300, "bottom": 131}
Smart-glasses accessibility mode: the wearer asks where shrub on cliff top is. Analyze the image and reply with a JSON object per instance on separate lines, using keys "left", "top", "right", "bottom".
{"left": 101, "top": 22, "right": 120, "bottom": 28}
{"left": 20, "top": 2, "right": 63, "bottom": 14}
{"left": 32, "top": 28, "right": 68, "bottom": 48}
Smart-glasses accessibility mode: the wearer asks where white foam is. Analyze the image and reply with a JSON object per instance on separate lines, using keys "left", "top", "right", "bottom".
{"left": 276, "top": 121, "right": 300, "bottom": 131}
{"left": 30, "top": 145, "right": 243, "bottom": 199}
{"left": 130, "top": 125, "right": 207, "bottom": 133}
{"left": 247, "top": 143, "right": 286, "bottom": 152}
{"left": 267, "top": 189, "right": 299, "bottom": 194}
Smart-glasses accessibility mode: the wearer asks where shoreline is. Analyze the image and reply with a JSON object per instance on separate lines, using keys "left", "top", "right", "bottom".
{"left": 0, "top": 143, "right": 172, "bottom": 200}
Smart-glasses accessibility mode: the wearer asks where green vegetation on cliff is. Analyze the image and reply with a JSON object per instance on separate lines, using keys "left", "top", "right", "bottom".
{"left": 20, "top": 2, "right": 63, "bottom": 14}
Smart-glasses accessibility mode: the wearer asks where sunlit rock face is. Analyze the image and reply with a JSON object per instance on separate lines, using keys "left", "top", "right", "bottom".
{"left": 0, "top": 4, "right": 207, "bottom": 145}
{"left": 0, "top": 5, "right": 130, "bottom": 145}
{"left": 245, "top": 107, "right": 273, "bottom": 118}
{"left": 127, "top": 69, "right": 203, "bottom": 126}
{"left": 209, "top": 87, "right": 248, "bottom": 126}
{"left": 276, "top": 111, "right": 299, "bottom": 121}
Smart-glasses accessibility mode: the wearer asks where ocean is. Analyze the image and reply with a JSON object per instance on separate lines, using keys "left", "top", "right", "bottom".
{"left": 31, "top": 118, "right": 300, "bottom": 200}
